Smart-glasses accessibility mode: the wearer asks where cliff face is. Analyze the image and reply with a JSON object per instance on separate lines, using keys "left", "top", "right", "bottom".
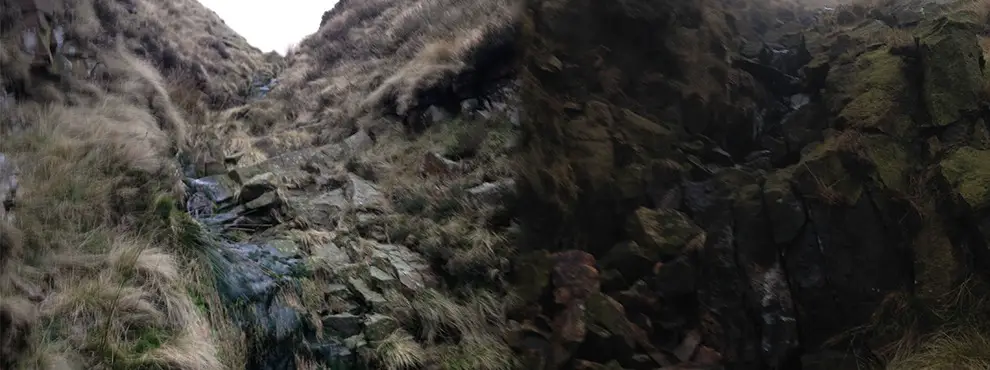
{"left": 514, "top": 0, "right": 990, "bottom": 368}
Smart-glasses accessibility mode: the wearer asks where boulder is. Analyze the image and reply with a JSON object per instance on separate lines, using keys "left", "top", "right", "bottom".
{"left": 323, "top": 313, "right": 363, "bottom": 337}
{"left": 363, "top": 314, "right": 399, "bottom": 342}
{"left": 367, "top": 242, "right": 437, "bottom": 293}
{"left": 344, "top": 174, "right": 387, "bottom": 212}
{"left": 585, "top": 292, "right": 671, "bottom": 367}
{"left": 939, "top": 146, "right": 990, "bottom": 211}
{"left": 827, "top": 49, "right": 917, "bottom": 138}
{"left": 549, "top": 250, "right": 600, "bottom": 367}
{"left": 918, "top": 16, "right": 987, "bottom": 127}
{"left": 623, "top": 208, "right": 704, "bottom": 261}
{"left": 239, "top": 172, "right": 278, "bottom": 203}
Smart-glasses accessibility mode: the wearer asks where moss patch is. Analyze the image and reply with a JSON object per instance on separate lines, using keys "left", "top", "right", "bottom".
{"left": 940, "top": 146, "right": 990, "bottom": 210}
{"left": 835, "top": 50, "right": 916, "bottom": 137}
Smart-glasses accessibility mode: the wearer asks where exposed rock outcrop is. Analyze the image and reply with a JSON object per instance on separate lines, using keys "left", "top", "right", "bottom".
{"left": 514, "top": 0, "right": 990, "bottom": 368}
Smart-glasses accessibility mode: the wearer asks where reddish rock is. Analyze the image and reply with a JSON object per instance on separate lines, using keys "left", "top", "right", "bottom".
{"left": 548, "top": 250, "right": 600, "bottom": 365}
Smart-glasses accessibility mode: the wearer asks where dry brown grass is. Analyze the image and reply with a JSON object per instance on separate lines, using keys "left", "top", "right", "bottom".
{"left": 14, "top": 0, "right": 279, "bottom": 109}
{"left": 238, "top": 0, "right": 520, "bottom": 155}
{"left": 0, "top": 0, "right": 265, "bottom": 368}
{"left": 381, "top": 289, "right": 518, "bottom": 370}
{"left": 0, "top": 96, "right": 243, "bottom": 369}
{"left": 335, "top": 108, "right": 519, "bottom": 368}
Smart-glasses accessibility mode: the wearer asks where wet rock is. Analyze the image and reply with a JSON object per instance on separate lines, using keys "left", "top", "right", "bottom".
{"left": 323, "top": 313, "right": 363, "bottom": 337}
{"left": 187, "top": 174, "right": 238, "bottom": 204}
{"left": 210, "top": 240, "right": 308, "bottom": 370}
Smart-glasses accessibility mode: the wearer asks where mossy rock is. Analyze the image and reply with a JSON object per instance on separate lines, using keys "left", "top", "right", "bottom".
{"left": 623, "top": 208, "right": 702, "bottom": 259}
{"left": 832, "top": 50, "right": 916, "bottom": 137}
{"left": 511, "top": 250, "right": 552, "bottom": 303}
{"left": 939, "top": 146, "right": 990, "bottom": 210}
{"left": 788, "top": 138, "right": 863, "bottom": 205}
{"left": 584, "top": 292, "right": 636, "bottom": 340}
{"left": 858, "top": 134, "right": 911, "bottom": 193}
{"left": 918, "top": 15, "right": 986, "bottom": 127}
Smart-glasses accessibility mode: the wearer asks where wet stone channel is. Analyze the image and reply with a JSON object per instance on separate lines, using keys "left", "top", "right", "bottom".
{"left": 183, "top": 175, "right": 359, "bottom": 370}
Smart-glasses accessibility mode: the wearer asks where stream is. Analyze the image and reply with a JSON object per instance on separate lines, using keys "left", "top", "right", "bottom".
{"left": 183, "top": 174, "right": 360, "bottom": 370}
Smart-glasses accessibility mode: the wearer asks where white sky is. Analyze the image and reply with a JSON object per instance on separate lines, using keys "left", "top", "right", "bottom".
{"left": 196, "top": 0, "right": 337, "bottom": 54}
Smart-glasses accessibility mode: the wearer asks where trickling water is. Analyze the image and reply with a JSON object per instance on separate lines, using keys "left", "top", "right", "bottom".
{"left": 184, "top": 175, "right": 359, "bottom": 370}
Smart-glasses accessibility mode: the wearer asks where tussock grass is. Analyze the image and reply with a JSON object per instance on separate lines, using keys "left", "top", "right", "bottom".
{"left": 0, "top": 0, "right": 265, "bottom": 367}
{"left": 328, "top": 100, "right": 519, "bottom": 368}
{"left": 373, "top": 330, "right": 428, "bottom": 370}
{"left": 381, "top": 289, "right": 518, "bottom": 370}
{"left": 0, "top": 97, "right": 240, "bottom": 369}
{"left": 886, "top": 327, "right": 990, "bottom": 370}
{"left": 828, "top": 278, "right": 990, "bottom": 370}
{"left": 362, "top": 116, "right": 516, "bottom": 279}
{"left": 255, "top": 0, "right": 518, "bottom": 151}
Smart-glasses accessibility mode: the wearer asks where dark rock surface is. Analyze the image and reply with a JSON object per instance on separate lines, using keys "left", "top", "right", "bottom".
{"left": 513, "top": 0, "right": 990, "bottom": 369}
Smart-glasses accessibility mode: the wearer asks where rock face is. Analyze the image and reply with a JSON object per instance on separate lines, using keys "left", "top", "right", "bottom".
{"left": 515, "top": 0, "right": 990, "bottom": 369}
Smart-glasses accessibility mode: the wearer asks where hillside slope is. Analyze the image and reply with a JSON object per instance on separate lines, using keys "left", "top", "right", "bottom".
{"left": 0, "top": 0, "right": 275, "bottom": 368}
{"left": 4, "top": 0, "right": 990, "bottom": 369}
{"left": 198, "top": 0, "right": 520, "bottom": 168}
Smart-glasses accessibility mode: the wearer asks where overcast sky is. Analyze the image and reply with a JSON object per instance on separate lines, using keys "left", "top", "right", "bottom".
{"left": 196, "top": 0, "right": 336, "bottom": 54}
